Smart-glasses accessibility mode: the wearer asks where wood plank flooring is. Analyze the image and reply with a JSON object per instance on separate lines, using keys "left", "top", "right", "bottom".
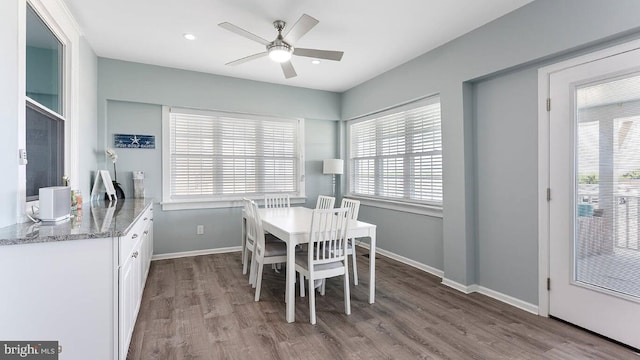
{"left": 128, "top": 250, "right": 639, "bottom": 359}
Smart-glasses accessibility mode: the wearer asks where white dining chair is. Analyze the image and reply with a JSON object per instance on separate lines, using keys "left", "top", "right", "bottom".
{"left": 242, "top": 198, "right": 256, "bottom": 281}
{"left": 264, "top": 193, "right": 290, "bottom": 272}
{"left": 295, "top": 207, "right": 351, "bottom": 324}
{"left": 315, "top": 195, "right": 335, "bottom": 209}
{"left": 310, "top": 195, "right": 336, "bottom": 291}
{"left": 264, "top": 193, "right": 290, "bottom": 209}
{"left": 248, "top": 200, "right": 289, "bottom": 302}
{"left": 341, "top": 198, "right": 361, "bottom": 285}
{"left": 243, "top": 198, "right": 283, "bottom": 283}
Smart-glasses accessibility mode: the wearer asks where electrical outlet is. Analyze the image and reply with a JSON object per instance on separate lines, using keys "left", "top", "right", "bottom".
{"left": 196, "top": 225, "right": 204, "bottom": 235}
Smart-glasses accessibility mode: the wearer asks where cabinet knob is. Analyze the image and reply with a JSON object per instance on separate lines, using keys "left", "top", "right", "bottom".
{"left": 132, "top": 233, "right": 139, "bottom": 239}
{"left": 132, "top": 251, "right": 139, "bottom": 258}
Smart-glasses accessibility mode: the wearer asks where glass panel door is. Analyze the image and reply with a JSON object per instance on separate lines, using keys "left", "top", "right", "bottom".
{"left": 575, "top": 74, "right": 640, "bottom": 300}
{"left": 549, "top": 43, "right": 640, "bottom": 350}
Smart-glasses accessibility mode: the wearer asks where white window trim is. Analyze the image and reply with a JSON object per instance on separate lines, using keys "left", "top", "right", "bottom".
{"left": 161, "top": 106, "right": 306, "bottom": 211}
{"left": 19, "top": 0, "right": 81, "bottom": 221}
{"left": 346, "top": 95, "right": 443, "bottom": 214}
{"left": 346, "top": 195, "right": 443, "bottom": 218}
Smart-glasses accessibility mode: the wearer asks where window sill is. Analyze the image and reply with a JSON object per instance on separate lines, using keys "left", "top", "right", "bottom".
{"left": 161, "top": 196, "right": 307, "bottom": 211}
{"left": 345, "top": 195, "right": 443, "bottom": 218}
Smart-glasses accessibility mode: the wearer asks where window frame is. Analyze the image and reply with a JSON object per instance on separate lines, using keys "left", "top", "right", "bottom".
{"left": 25, "top": 98, "right": 66, "bottom": 202}
{"left": 19, "top": 0, "right": 80, "bottom": 219}
{"left": 161, "top": 106, "right": 306, "bottom": 210}
{"left": 346, "top": 95, "right": 443, "bottom": 217}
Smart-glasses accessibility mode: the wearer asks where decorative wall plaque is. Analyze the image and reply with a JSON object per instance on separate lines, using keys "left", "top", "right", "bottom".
{"left": 114, "top": 133, "right": 155, "bottom": 149}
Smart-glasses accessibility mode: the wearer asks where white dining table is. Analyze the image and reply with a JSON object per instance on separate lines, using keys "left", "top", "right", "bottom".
{"left": 243, "top": 206, "right": 377, "bottom": 323}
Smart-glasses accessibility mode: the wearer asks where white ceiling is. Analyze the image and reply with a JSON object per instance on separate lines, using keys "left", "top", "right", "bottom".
{"left": 63, "top": 0, "right": 533, "bottom": 92}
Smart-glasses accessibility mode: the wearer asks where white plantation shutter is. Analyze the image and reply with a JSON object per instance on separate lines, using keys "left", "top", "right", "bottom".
{"left": 349, "top": 96, "right": 443, "bottom": 206}
{"left": 167, "top": 108, "right": 301, "bottom": 202}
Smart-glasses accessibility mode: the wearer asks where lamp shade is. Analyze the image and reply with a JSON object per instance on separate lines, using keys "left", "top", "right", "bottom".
{"left": 323, "top": 159, "right": 344, "bottom": 175}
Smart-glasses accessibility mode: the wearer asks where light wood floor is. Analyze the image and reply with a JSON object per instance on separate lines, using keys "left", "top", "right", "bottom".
{"left": 128, "top": 250, "right": 639, "bottom": 359}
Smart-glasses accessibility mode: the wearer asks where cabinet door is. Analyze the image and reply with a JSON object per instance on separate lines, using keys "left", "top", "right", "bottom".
{"left": 120, "top": 238, "right": 142, "bottom": 359}
{"left": 140, "top": 228, "right": 150, "bottom": 287}
{"left": 141, "top": 207, "right": 153, "bottom": 284}
{"left": 119, "top": 255, "right": 134, "bottom": 360}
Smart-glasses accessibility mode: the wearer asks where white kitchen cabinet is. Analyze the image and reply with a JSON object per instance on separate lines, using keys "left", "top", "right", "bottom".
{"left": 0, "top": 200, "right": 153, "bottom": 360}
{"left": 119, "top": 205, "right": 152, "bottom": 360}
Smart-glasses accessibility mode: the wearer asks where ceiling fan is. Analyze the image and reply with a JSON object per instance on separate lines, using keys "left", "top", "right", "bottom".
{"left": 219, "top": 14, "right": 344, "bottom": 79}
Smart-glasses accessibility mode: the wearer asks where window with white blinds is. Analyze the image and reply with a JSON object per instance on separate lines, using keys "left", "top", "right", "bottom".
{"left": 162, "top": 107, "right": 303, "bottom": 208}
{"left": 348, "top": 96, "right": 442, "bottom": 207}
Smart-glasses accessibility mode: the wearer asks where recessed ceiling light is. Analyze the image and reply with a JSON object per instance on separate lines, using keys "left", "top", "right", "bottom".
{"left": 183, "top": 33, "right": 196, "bottom": 40}
{"left": 311, "top": 60, "right": 320, "bottom": 65}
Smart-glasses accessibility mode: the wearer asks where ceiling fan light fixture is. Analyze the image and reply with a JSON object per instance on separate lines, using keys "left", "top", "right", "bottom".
{"left": 267, "top": 43, "right": 293, "bottom": 63}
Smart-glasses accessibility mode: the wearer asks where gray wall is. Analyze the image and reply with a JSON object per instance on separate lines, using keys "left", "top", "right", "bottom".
{"left": 358, "top": 206, "right": 443, "bottom": 270}
{"left": 473, "top": 69, "right": 539, "bottom": 304}
{"left": 98, "top": 59, "right": 341, "bottom": 254}
{"left": 342, "top": 0, "right": 640, "bottom": 302}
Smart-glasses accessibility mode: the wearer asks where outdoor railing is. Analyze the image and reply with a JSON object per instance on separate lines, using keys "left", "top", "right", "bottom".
{"left": 616, "top": 194, "right": 640, "bottom": 251}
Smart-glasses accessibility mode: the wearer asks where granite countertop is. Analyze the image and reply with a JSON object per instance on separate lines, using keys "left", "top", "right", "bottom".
{"left": 0, "top": 198, "right": 153, "bottom": 246}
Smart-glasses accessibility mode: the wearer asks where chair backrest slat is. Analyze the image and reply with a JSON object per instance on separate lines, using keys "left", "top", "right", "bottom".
{"left": 340, "top": 198, "right": 360, "bottom": 221}
{"left": 309, "top": 208, "right": 350, "bottom": 266}
{"left": 315, "top": 195, "right": 335, "bottom": 209}
{"left": 264, "top": 194, "right": 290, "bottom": 209}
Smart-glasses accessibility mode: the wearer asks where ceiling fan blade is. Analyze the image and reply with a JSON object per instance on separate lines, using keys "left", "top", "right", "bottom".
{"left": 281, "top": 61, "right": 297, "bottom": 79}
{"left": 283, "top": 14, "right": 319, "bottom": 44}
{"left": 219, "top": 22, "right": 270, "bottom": 46}
{"left": 225, "top": 52, "right": 268, "bottom": 66}
{"left": 294, "top": 48, "right": 344, "bottom": 61}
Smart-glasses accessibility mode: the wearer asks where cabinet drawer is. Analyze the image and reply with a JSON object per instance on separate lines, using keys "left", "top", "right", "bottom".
{"left": 119, "top": 206, "right": 152, "bottom": 262}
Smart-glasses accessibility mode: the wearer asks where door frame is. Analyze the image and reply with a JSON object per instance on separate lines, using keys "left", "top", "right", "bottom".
{"left": 537, "top": 38, "right": 640, "bottom": 317}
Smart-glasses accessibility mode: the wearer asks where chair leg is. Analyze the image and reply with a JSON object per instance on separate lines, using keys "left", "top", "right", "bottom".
{"left": 308, "top": 276, "right": 316, "bottom": 325}
{"left": 254, "top": 261, "right": 264, "bottom": 302}
{"left": 241, "top": 219, "right": 246, "bottom": 265}
{"left": 344, "top": 267, "right": 351, "bottom": 315}
{"left": 249, "top": 247, "right": 259, "bottom": 287}
{"left": 300, "top": 272, "right": 305, "bottom": 298}
{"left": 351, "top": 241, "right": 359, "bottom": 286}
{"left": 242, "top": 248, "right": 250, "bottom": 275}
{"left": 320, "top": 279, "right": 326, "bottom": 296}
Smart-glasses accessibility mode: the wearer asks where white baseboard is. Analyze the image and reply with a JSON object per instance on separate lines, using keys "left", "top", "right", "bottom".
{"left": 476, "top": 286, "right": 539, "bottom": 315}
{"left": 151, "top": 246, "right": 241, "bottom": 261}
{"left": 357, "top": 242, "right": 539, "bottom": 315}
{"left": 355, "top": 242, "right": 444, "bottom": 278}
{"left": 440, "top": 278, "right": 538, "bottom": 314}
{"left": 441, "top": 278, "right": 479, "bottom": 294}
